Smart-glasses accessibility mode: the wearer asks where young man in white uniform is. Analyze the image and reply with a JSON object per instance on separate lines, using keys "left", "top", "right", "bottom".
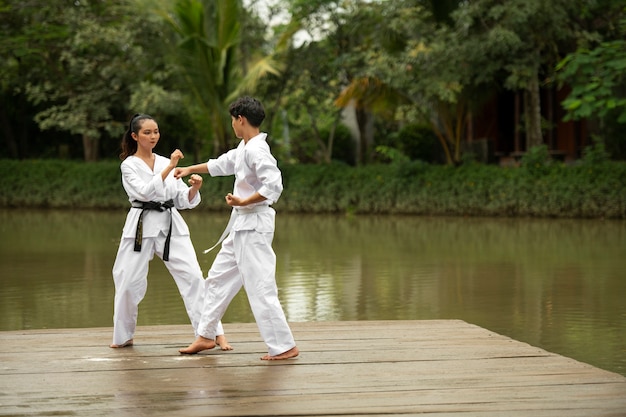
{"left": 175, "top": 97, "right": 298, "bottom": 360}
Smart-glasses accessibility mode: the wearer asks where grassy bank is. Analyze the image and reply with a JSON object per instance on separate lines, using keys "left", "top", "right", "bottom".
{"left": 1, "top": 158, "right": 625, "bottom": 218}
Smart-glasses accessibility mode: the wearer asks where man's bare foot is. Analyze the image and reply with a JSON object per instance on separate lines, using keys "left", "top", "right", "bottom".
{"left": 216, "top": 334, "right": 233, "bottom": 351}
{"left": 179, "top": 336, "right": 216, "bottom": 354}
{"left": 110, "top": 339, "right": 133, "bottom": 348}
{"left": 261, "top": 346, "right": 299, "bottom": 360}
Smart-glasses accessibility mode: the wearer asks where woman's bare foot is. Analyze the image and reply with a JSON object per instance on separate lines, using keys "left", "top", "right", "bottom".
{"left": 179, "top": 336, "right": 216, "bottom": 354}
{"left": 261, "top": 346, "right": 299, "bottom": 360}
{"left": 110, "top": 339, "right": 133, "bottom": 348}
{"left": 216, "top": 334, "right": 233, "bottom": 351}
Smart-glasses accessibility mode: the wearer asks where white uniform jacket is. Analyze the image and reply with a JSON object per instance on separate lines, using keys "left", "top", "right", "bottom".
{"left": 207, "top": 133, "right": 282, "bottom": 233}
{"left": 119, "top": 154, "right": 200, "bottom": 240}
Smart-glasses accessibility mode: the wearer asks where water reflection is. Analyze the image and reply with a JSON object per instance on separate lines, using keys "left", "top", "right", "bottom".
{"left": 0, "top": 209, "right": 624, "bottom": 377}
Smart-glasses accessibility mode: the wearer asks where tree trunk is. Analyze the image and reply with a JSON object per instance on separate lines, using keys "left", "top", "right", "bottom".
{"left": 281, "top": 109, "right": 291, "bottom": 159}
{"left": 514, "top": 92, "right": 521, "bottom": 152}
{"left": 194, "top": 135, "right": 202, "bottom": 162}
{"left": 325, "top": 112, "right": 343, "bottom": 164}
{"left": 17, "top": 97, "right": 30, "bottom": 158}
{"left": 525, "top": 70, "right": 543, "bottom": 149}
{"left": 364, "top": 114, "right": 375, "bottom": 164}
{"left": 82, "top": 134, "right": 99, "bottom": 162}
{"left": 432, "top": 126, "right": 454, "bottom": 165}
{"left": 0, "top": 106, "right": 19, "bottom": 158}
{"left": 305, "top": 102, "right": 330, "bottom": 163}
{"left": 212, "top": 112, "right": 230, "bottom": 157}
{"left": 434, "top": 103, "right": 458, "bottom": 165}
{"left": 355, "top": 107, "right": 367, "bottom": 166}
{"left": 453, "top": 102, "right": 466, "bottom": 163}
{"left": 355, "top": 107, "right": 375, "bottom": 166}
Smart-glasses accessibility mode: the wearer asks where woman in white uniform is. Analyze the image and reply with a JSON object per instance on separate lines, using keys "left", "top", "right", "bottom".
{"left": 110, "top": 114, "right": 231, "bottom": 350}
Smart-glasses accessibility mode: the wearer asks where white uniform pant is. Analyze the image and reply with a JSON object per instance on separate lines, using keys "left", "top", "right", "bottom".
{"left": 111, "top": 232, "right": 224, "bottom": 346}
{"left": 197, "top": 229, "right": 295, "bottom": 356}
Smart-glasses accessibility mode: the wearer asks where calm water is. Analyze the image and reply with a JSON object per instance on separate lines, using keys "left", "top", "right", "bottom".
{"left": 0, "top": 209, "right": 624, "bottom": 376}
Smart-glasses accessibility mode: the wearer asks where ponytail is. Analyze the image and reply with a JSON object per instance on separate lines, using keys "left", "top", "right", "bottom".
{"left": 119, "top": 113, "right": 154, "bottom": 160}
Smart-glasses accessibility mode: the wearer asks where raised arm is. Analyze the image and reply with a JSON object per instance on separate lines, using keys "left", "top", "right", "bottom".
{"left": 174, "top": 163, "right": 209, "bottom": 179}
{"left": 187, "top": 174, "right": 203, "bottom": 202}
{"left": 162, "top": 149, "right": 185, "bottom": 181}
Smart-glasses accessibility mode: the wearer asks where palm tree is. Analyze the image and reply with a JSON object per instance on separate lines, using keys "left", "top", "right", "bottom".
{"left": 157, "top": 0, "right": 242, "bottom": 158}
{"left": 157, "top": 0, "right": 283, "bottom": 158}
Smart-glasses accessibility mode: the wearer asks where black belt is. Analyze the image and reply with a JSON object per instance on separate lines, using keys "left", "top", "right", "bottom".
{"left": 132, "top": 199, "right": 174, "bottom": 261}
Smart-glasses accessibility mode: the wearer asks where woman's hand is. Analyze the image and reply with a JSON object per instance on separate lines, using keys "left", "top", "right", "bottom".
{"left": 170, "top": 149, "right": 184, "bottom": 168}
{"left": 187, "top": 173, "right": 203, "bottom": 202}
{"left": 188, "top": 174, "right": 203, "bottom": 190}
{"left": 162, "top": 149, "right": 185, "bottom": 182}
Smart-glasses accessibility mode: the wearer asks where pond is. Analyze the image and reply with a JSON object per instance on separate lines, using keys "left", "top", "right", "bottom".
{"left": 0, "top": 209, "right": 624, "bottom": 377}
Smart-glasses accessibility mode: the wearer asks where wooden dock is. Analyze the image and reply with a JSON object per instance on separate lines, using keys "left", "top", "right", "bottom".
{"left": 1, "top": 320, "right": 625, "bottom": 416}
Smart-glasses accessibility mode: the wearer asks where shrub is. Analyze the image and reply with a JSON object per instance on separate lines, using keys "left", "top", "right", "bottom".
{"left": 1, "top": 159, "right": 624, "bottom": 219}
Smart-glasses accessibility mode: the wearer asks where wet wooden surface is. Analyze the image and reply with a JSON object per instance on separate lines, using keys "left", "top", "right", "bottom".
{"left": 1, "top": 320, "right": 625, "bottom": 416}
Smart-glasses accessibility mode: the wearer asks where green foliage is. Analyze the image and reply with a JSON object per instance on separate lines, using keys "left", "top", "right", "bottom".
{"left": 2, "top": 0, "right": 626, "bottom": 165}
{"left": 0, "top": 159, "right": 234, "bottom": 210}
{"left": 155, "top": 0, "right": 242, "bottom": 157}
{"left": 451, "top": 0, "right": 586, "bottom": 150}
{"left": 258, "top": 3, "right": 357, "bottom": 164}
{"left": 519, "top": 144, "right": 553, "bottom": 176}
{"left": 383, "top": 123, "right": 441, "bottom": 163}
{"left": 1, "top": 159, "right": 625, "bottom": 219}
{"left": 556, "top": 24, "right": 626, "bottom": 123}
{"left": 21, "top": 1, "right": 148, "bottom": 159}
{"left": 554, "top": 7, "right": 626, "bottom": 161}
{"left": 328, "top": 124, "right": 356, "bottom": 165}
{"left": 153, "top": 0, "right": 283, "bottom": 159}
{"left": 375, "top": 146, "right": 410, "bottom": 165}
{"left": 581, "top": 141, "right": 611, "bottom": 165}
{"left": 0, "top": 160, "right": 121, "bottom": 208}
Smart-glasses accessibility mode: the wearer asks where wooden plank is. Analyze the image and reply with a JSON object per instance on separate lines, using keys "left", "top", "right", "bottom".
{"left": 0, "top": 320, "right": 624, "bottom": 417}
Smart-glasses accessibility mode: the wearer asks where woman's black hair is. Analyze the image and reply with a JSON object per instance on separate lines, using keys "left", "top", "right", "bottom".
{"left": 119, "top": 113, "right": 154, "bottom": 160}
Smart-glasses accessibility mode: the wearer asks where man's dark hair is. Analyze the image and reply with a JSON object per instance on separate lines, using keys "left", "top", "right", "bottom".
{"left": 229, "top": 96, "right": 265, "bottom": 127}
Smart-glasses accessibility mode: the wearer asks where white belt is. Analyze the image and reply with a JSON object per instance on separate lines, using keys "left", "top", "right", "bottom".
{"left": 203, "top": 205, "right": 271, "bottom": 254}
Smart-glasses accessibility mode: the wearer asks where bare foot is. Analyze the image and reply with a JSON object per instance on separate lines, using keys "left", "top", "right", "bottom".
{"left": 216, "top": 334, "right": 233, "bottom": 351}
{"left": 261, "top": 346, "right": 299, "bottom": 360}
{"left": 179, "top": 336, "right": 216, "bottom": 354}
{"left": 110, "top": 339, "right": 133, "bottom": 348}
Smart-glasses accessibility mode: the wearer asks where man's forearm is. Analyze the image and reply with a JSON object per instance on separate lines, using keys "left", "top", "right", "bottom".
{"left": 187, "top": 163, "right": 209, "bottom": 174}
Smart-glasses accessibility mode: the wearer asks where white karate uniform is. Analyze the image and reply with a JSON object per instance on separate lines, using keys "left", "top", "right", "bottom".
{"left": 197, "top": 133, "right": 296, "bottom": 356}
{"left": 111, "top": 154, "right": 224, "bottom": 346}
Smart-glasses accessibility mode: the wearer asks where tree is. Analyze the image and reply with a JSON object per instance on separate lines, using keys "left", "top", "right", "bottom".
{"left": 23, "top": 1, "right": 148, "bottom": 161}
{"left": 155, "top": 0, "right": 241, "bottom": 158}
{"left": 275, "top": 44, "right": 345, "bottom": 164}
{"left": 331, "top": 0, "right": 473, "bottom": 165}
{"left": 332, "top": 1, "right": 416, "bottom": 165}
{"left": 283, "top": 0, "right": 477, "bottom": 165}
{"left": 278, "top": 0, "right": 425, "bottom": 165}
{"left": 396, "top": 19, "right": 478, "bottom": 165}
{"left": 451, "top": 0, "right": 584, "bottom": 150}
{"left": 556, "top": 10, "right": 626, "bottom": 124}
{"left": 155, "top": 0, "right": 281, "bottom": 158}
{"left": 245, "top": 0, "right": 352, "bottom": 164}
{"left": 0, "top": 1, "right": 68, "bottom": 158}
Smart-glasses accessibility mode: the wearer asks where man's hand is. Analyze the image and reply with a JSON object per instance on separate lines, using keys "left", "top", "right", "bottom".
{"left": 174, "top": 167, "right": 190, "bottom": 179}
{"left": 225, "top": 193, "right": 244, "bottom": 207}
{"left": 225, "top": 192, "right": 267, "bottom": 207}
